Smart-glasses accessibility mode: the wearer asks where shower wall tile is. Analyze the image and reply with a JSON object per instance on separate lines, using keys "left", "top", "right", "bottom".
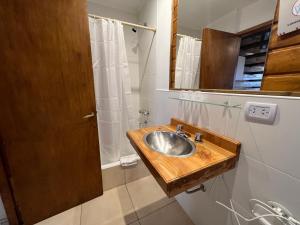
{"left": 129, "top": 62, "right": 140, "bottom": 89}
{"left": 152, "top": 90, "right": 177, "bottom": 125}
{"left": 228, "top": 153, "right": 300, "bottom": 217}
{"left": 176, "top": 176, "right": 234, "bottom": 225}
{"left": 175, "top": 92, "right": 229, "bottom": 134}
{"left": 141, "top": 75, "right": 156, "bottom": 99}
{"left": 124, "top": 26, "right": 141, "bottom": 130}
{"left": 160, "top": 90, "right": 300, "bottom": 225}
{"left": 228, "top": 95, "right": 300, "bottom": 180}
{"left": 138, "top": 0, "right": 157, "bottom": 127}
{"left": 224, "top": 97, "right": 242, "bottom": 139}
{"left": 140, "top": 97, "right": 155, "bottom": 126}
{"left": 199, "top": 93, "right": 230, "bottom": 135}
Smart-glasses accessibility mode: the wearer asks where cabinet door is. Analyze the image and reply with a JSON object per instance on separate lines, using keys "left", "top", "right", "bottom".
{"left": 0, "top": 0, "right": 102, "bottom": 224}
{"left": 200, "top": 28, "right": 241, "bottom": 89}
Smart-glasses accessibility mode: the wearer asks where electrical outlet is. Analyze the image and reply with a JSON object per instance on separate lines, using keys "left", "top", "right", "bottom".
{"left": 245, "top": 102, "right": 277, "bottom": 124}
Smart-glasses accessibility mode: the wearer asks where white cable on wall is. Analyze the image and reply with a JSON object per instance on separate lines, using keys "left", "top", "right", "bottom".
{"left": 216, "top": 200, "right": 300, "bottom": 225}
{"left": 230, "top": 199, "right": 241, "bottom": 225}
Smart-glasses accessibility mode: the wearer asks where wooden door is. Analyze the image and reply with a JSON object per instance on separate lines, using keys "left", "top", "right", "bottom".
{"left": 200, "top": 28, "right": 241, "bottom": 89}
{"left": 0, "top": 1, "right": 102, "bottom": 224}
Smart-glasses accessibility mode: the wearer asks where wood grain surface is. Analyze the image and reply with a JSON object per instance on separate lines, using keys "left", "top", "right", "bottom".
{"left": 262, "top": 0, "right": 300, "bottom": 91}
{"left": 169, "top": 0, "right": 179, "bottom": 88}
{"left": 0, "top": 0, "right": 102, "bottom": 224}
{"left": 262, "top": 75, "right": 300, "bottom": 91}
{"left": 127, "top": 119, "right": 240, "bottom": 197}
{"left": 200, "top": 28, "right": 241, "bottom": 89}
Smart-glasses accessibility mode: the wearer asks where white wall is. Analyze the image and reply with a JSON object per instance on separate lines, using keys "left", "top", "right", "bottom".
{"left": 208, "top": 0, "right": 277, "bottom": 33}
{"left": 207, "top": 9, "right": 240, "bottom": 33}
{"left": 152, "top": 1, "right": 300, "bottom": 225}
{"left": 151, "top": 0, "right": 174, "bottom": 125}
{"left": 138, "top": 0, "right": 157, "bottom": 125}
{"left": 178, "top": 26, "right": 202, "bottom": 39}
{"left": 166, "top": 92, "right": 300, "bottom": 225}
{"left": 87, "top": 2, "right": 137, "bottom": 23}
{"left": 156, "top": 0, "right": 172, "bottom": 91}
{"left": 153, "top": 89, "right": 300, "bottom": 225}
{"left": 238, "top": 0, "right": 277, "bottom": 31}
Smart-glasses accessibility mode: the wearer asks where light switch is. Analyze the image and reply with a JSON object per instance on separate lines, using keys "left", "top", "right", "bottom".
{"left": 245, "top": 102, "right": 277, "bottom": 124}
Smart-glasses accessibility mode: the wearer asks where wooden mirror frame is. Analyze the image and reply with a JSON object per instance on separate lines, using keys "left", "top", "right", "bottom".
{"left": 169, "top": 0, "right": 300, "bottom": 96}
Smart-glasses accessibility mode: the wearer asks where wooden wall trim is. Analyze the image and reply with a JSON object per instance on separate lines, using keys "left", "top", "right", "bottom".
{"left": 236, "top": 20, "right": 273, "bottom": 37}
{"left": 262, "top": 74, "right": 300, "bottom": 91}
{"left": 269, "top": 24, "right": 300, "bottom": 50}
{"left": 264, "top": 45, "right": 300, "bottom": 75}
{"left": 262, "top": 0, "right": 300, "bottom": 92}
{"left": 169, "top": 0, "right": 178, "bottom": 89}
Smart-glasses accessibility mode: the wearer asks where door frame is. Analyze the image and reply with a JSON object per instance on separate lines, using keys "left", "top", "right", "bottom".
{"left": 0, "top": 146, "right": 20, "bottom": 225}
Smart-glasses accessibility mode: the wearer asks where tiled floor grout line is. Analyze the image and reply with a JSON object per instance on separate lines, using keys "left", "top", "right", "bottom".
{"left": 124, "top": 180, "right": 140, "bottom": 224}
{"left": 79, "top": 204, "right": 83, "bottom": 225}
{"left": 124, "top": 176, "right": 176, "bottom": 225}
{"left": 136, "top": 200, "right": 176, "bottom": 222}
{"left": 36, "top": 176, "right": 193, "bottom": 225}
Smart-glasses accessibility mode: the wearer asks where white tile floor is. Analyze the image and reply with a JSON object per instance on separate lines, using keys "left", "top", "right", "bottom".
{"left": 35, "top": 176, "right": 194, "bottom": 225}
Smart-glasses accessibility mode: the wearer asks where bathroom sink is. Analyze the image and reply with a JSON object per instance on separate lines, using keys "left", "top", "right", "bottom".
{"left": 144, "top": 131, "right": 196, "bottom": 157}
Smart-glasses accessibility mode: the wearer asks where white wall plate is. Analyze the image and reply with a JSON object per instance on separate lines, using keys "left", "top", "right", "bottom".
{"left": 245, "top": 102, "right": 278, "bottom": 125}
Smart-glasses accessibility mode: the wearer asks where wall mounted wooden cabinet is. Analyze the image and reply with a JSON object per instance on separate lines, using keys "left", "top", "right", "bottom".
{"left": 0, "top": 1, "right": 103, "bottom": 224}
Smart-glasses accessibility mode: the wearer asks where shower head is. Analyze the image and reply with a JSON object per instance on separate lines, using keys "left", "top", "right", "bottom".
{"left": 132, "top": 28, "right": 137, "bottom": 33}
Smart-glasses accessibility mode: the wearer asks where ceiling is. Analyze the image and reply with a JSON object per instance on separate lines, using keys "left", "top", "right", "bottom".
{"left": 88, "top": 0, "right": 146, "bottom": 15}
{"left": 178, "top": 0, "right": 259, "bottom": 31}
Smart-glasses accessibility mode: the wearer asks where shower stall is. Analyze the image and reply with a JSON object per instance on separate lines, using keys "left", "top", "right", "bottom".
{"left": 87, "top": 0, "right": 157, "bottom": 170}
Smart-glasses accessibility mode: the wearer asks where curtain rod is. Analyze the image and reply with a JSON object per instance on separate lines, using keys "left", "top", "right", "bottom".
{"left": 88, "top": 14, "right": 156, "bottom": 32}
{"left": 177, "top": 33, "right": 202, "bottom": 41}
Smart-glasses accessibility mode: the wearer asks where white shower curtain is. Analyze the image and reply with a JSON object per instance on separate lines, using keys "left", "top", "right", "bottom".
{"left": 175, "top": 36, "right": 201, "bottom": 89}
{"left": 89, "top": 18, "right": 134, "bottom": 164}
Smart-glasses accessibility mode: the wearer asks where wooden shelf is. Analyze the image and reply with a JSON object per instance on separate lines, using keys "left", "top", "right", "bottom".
{"left": 245, "top": 62, "right": 265, "bottom": 67}
{"left": 243, "top": 71, "right": 264, "bottom": 74}
{"left": 235, "top": 86, "right": 261, "bottom": 89}
{"left": 127, "top": 118, "right": 241, "bottom": 197}
{"left": 235, "top": 26, "right": 270, "bottom": 91}
{"left": 240, "top": 40, "right": 269, "bottom": 50}
{"left": 235, "top": 79, "right": 262, "bottom": 82}
{"left": 244, "top": 52, "right": 267, "bottom": 58}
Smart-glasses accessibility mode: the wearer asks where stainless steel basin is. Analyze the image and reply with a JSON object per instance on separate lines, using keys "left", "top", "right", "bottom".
{"left": 144, "top": 131, "right": 196, "bottom": 157}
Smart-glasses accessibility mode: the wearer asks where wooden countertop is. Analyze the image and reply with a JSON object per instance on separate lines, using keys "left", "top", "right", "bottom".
{"left": 127, "top": 118, "right": 241, "bottom": 197}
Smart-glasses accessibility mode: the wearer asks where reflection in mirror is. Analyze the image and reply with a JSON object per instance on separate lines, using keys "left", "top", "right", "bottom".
{"left": 174, "top": 1, "right": 204, "bottom": 89}
{"left": 170, "top": 0, "right": 277, "bottom": 91}
{"left": 175, "top": 35, "right": 201, "bottom": 89}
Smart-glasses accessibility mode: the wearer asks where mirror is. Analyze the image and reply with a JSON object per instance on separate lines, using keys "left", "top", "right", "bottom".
{"left": 170, "top": 0, "right": 277, "bottom": 91}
